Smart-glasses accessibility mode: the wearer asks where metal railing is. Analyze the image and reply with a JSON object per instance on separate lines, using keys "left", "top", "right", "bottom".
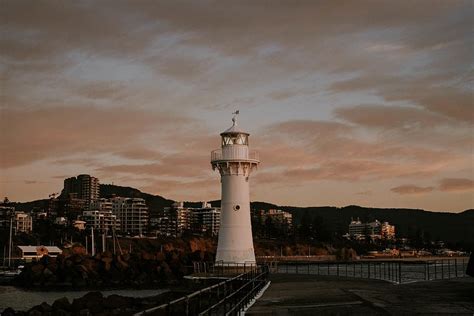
{"left": 270, "top": 258, "right": 469, "bottom": 284}
{"left": 193, "top": 261, "right": 257, "bottom": 277}
{"left": 211, "top": 148, "right": 259, "bottom": 162}
{"left": 134, "top": 265, "right": 269, "bottom": 316}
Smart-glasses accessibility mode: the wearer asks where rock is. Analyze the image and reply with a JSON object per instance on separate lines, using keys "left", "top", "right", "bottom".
{"left": 27, "top": 309, "right": 42, "bottom": 316}
{"left": 78, "top": 308, "right": 90, "bottom": 316}
{"left": 103, "top": 294, "right": 133, "bottom": 309}
{"left": 39, "top": 302, "right": 53, "bottom": 313}
{"left": 2, "top": 307, "right": 16, "bottom": 316}
{"left": 72, "top": 291, "right": 104, "bottom": 314}
{"left": 43, "top": 268, "right": 54, "bottom": 276}
{"left": 52, "top": 309, "right": 71, "bottom": 316}
{"left": 52, "top": 297, "right": 71, "bottom": 311}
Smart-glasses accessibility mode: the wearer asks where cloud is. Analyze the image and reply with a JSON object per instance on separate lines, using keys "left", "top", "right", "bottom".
{"left": 0, "top": 106, "right": 189, "bottom": 168}
{"left": 391, "top": 185, "right": 434, "bottom": 195}
{"left": 335, "top": 104, "right": 449, "bottom": 129}
{"left": 439, "top": 178, "right": 474, "bottom": 192}
{"left": 139, "top": 178, "right": 218, "bottom": 201}
{"left": 113, "top": 148, "right": 163, "bottom": 161}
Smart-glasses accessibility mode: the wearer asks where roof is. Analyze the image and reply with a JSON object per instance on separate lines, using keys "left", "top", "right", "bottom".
{"left": 221, "top": 120, "right": 249, "bottom": 135}
{"left": 17, "top": 245, "right": 62, "bottom": 253}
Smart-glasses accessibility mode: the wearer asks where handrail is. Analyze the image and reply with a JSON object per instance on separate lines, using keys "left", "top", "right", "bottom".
{"left": 134, "top": 265, "right": 269, "bottom": 316}
{"left": 269, "top": 257, "right": 469, "bottom": 284}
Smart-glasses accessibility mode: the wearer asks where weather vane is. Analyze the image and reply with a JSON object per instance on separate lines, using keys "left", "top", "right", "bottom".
{"left": 232, "top": 110, "right": 240, "bottom": 125}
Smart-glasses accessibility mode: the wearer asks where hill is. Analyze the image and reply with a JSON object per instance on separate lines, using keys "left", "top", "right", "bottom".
{"left": 9, "top": 185, "right": 473, "bottom": 245}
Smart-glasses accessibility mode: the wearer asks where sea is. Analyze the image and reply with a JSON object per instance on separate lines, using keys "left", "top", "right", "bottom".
{"left": 0, "top": 286, "right": 168, "bottom": 312}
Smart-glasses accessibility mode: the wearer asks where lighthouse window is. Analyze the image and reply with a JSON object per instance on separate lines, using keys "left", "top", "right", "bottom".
{"left": 222, "top": 134, "right": 248, "bottom": 146}
{"left": 233, "top": 204, "right": 241, "bottom": 211}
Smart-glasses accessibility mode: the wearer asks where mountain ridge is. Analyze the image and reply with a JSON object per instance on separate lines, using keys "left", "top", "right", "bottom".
{"left": 8, "top": 184, "right": 474, "bottom": 245}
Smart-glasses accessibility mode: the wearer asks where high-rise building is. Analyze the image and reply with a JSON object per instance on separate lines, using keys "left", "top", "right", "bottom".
{"left": 82, "top": 210, "right": 120, "bottom": 233}
{"left": 62, "top": 174, "right": 99, "bottom": 209}
{"left": 111, "top": 197, "right": 148, "bottom": 235}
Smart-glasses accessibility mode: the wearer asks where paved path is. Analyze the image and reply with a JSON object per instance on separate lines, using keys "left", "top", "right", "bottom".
{"left": 247, "top": 274, "right": 474, "bottom": 315}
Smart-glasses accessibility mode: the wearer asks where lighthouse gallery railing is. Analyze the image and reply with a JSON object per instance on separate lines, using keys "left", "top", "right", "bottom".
{"left": 211, "top": 148, "right": 259, "bottom": 162}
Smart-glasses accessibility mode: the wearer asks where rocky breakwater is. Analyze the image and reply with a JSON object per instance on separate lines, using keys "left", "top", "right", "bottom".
{"left": 1, "top": 290, "right": 183, "bottom": 316}
{"left": 13, "top": 244, "right": 197, "bottom": 289}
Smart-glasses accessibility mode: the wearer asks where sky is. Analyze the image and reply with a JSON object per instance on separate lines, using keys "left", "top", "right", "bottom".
{"left": 0, "top": 0, "right": 473, "bottom": 212}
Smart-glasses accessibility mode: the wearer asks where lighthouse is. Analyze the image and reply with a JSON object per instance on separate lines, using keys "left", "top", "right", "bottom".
{"left": 211, "top": 111, "right": 260, "bottom": 265}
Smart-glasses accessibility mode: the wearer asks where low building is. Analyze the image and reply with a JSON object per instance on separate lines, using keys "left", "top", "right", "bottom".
{"left": 73, "top": 220, "right": 86, "bottom": 230}
{"left": 189, "top": 202, "right": 221, "bottom": 236}
{"left": 17, "top": 245, "right": 62, "bottom": 261}
{"left": 14, "top": 212, "right": 33, "bottom": 234}
{"left": 348, "top": 218, "right": 395, "bottom": 240}
{"left": 260, "top": 209, "right": 292, "bottom": 228}
{"left": 154, "top": 202, "right": 221, "bottom": 237}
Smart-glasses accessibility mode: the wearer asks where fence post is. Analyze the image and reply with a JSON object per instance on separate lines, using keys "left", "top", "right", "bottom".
{"left": 308, "top": 263, "right": 310, "bottom": 275}
{"left": 398, "top": 261, "right": 402, "bottom": 284}
{"left": 426, "top": 261, "right": 429, "bottom": 280}
{"left": 185, "top": 297, "right": 189, "bottom": 316}
{"left": 346, "top": 262, "right": 348, "bottom": 277}
{"left": 368, "top": 262, "right": 371, "bottom": 279}
{"left": 337, "top": 262, "right": 339, "bottom": 276}
{"left": 455, "top": 258, "right": 458, "bottom": 277}
{"left": 318, "top": 262, "right": 320, "bottom": 275}
{"left": 328, "top": 262, "right": 330, "bottom": 275}
{"left": 441, "top": 260, "right": 444, "bottom": 279}
{"left": 388, "top": 262, "right": 391, "bottom": 281}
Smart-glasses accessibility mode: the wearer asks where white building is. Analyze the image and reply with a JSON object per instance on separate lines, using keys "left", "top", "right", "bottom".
{"left": 155, "top": 202, "right": 221, "bottom": 237}
{"left": 190, "top": 202, "right": 221, "bottom": 236}
{"left": 14, "top": 212, "right": 33, "bottom": 234}
{"left": 17, "top": 245, "right": 62, "bottom": 262}
{"left": 82, "top": 210, "right": 120, "bottom": 233}
{"left": 211, "top": 113, "right": 259, "bottom": 265}
{"left": 348, "top": 218, "right": 395, "bottom": 240}
{"left": 112, "top": 197, "right": 148, "bottom": 235}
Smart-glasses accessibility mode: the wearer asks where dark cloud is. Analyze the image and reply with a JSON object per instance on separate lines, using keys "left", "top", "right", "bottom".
{"left": 439, "top": 178, "right": 474, "bottom": 192}
{"left": 391, "top": 185, "right": 434, "bottom": 195}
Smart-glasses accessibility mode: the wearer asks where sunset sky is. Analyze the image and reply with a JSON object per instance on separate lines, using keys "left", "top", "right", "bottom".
{"left": 1, "top": 1, "right": 473, "bottom": 212}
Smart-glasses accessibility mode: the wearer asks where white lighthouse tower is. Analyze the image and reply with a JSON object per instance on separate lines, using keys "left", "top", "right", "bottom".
{"left": 211, "top": 111, "right": 260, "bottom": 265}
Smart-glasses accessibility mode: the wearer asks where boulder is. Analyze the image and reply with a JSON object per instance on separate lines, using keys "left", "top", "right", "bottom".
{"left": 52, "top": 309, "right": 71, "bottom": 316}
{"left": 39, "top": 302, "right": 53, "bottom": 313}
{"left": 103, "top": 294, "right": 133, "bottom": 309}
{"left": 1, "top": 307, "right": 16, "bottom": 316}
{"left": 27, "top": 310, "right": 42, "bottom": 316}
{"left": 74, "top": 291, "right": 104, "bottom": 314}
{"left": 52, "top": 297, "right": 71, "bottom": 311}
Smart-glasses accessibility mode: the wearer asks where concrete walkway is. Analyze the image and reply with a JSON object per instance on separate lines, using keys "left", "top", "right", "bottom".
{"left": 247, "top": 274, "right": 474, "bottom": 315}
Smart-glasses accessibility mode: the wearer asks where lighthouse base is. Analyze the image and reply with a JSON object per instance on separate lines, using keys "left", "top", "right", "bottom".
{"left": 215, "top": 248, "right": 256, "bottom": 266}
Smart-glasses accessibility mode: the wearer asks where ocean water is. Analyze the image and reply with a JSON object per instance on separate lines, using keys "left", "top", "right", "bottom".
{"left": 0, "top": 286, "right": 168, "bottom": 311}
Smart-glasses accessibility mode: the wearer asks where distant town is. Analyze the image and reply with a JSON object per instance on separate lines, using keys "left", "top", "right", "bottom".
{"left": 1, "top": 174, "right": 469, "bottom": 265}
